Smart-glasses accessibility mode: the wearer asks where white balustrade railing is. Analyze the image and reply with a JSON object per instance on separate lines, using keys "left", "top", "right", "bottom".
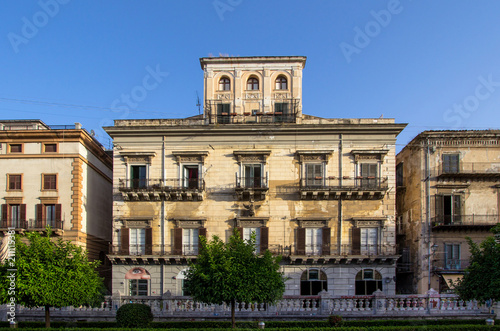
{"left": 2, "top": 290, "right": 491, "bottom": 321}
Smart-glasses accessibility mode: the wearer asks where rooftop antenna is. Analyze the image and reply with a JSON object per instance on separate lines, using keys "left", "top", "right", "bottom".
{"left": 196, "top": 91, "right": 201, "bottom": 115}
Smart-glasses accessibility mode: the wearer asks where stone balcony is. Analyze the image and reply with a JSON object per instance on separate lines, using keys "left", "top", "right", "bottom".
{"left": 118, "top": 178, "right": 205, "bottom": 201}
{"left": 299, "top": 177, "right": 389, "bottom": 200}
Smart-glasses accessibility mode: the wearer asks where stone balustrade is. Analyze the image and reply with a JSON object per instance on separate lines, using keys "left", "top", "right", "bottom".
{"left": 2, "top": 290, "right": 493, "bottom": 322}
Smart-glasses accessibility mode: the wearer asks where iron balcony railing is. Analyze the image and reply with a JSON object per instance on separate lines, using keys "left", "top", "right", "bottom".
{"left": 110, "top": 244, "right": 285, "bottom": 256}
{"left": 432, "top": 214, "right": 499, "bottom": 227}
{"left": 435, "top": 162, "right": 500, "bottom": 176}
{"left": 287, "top": 244, "right": 396, "bottom": 256}
{"left": 235, "top": 175, "right": 269, "bottom": 189}
{"left": 300, "top": 177, "right": 389, "bottom": 190}
{"left": 0, "top": 218, "right": 63, "bottom": 230}
{"left": 216, "top": 113, "right": 297, "bottom": 124}
{"left": 118, "top": 178, "right": 205, "bottom": 191}
{"left": 433, "top": 259, "right": 471, "bottom": 271}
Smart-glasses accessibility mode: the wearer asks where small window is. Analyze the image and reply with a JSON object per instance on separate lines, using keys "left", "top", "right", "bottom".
{"left": 396, "top": 163, "right": 404, "bottom": 187}
{"left": 44, "top": 143, "right": 57, "bottom": 153}
{"left": 275, "top": 76, "right": 287, "bottom": 90}
{"left": 247, "top": 77, "right": 259, "bottom": 90}
{"left": 130, "top": 279, "right": 148, "bottom": 296}
{"left": 443, "top": 154, "right": 459, "bottom": 173}
{"left": 305, "top": 164, "right": 323, "bottom": 187}
{"left": 355, "top": 269, "right": 382, "bottom": 295}
{"left": 219, "top": 77, "right": 230, "bottom": 91}
{"left": 43, "top": 174, "right": 57, "bottom": 190}
{"left": 9, "top": 144, "right": 22, "bottom": 153}
{"left": 300, "top": 269, "right": 327, "bottom": 295}
{"left": 8, "top": 174, "right": 22, "bottom": 190}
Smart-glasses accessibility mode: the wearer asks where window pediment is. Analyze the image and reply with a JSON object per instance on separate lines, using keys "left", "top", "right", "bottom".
{"left": 350, "top": 150, "right": 389, "bottom": 162}
{"left": 235, "top": 217, "right": 268, "bottom": 227}
{"left": 172, "top": 218, "right": 206, "bottom": 229}
{"left": 296, "top": 218, "right": 329, "bottom": 228}
{"left": 172, "top": 151, "right": 209, "bottom": 164}
{"left": 296, "top": 150, "right": 333, "bottom": 163}
{"left": 120, "top": 151, "right": 156, "bottom": 164}
{"left": 352, "top": 217, "right": 386, "bottom": 228}
{"left": 121, "top": 218, "right": 152, "bottom": 228}
{"left": 233, "top": 150, "right": 271, "bottom": 163}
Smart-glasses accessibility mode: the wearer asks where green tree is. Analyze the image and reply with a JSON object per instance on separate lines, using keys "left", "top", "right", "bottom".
{"left": 454, "top": 224, "right": 500, "bottom": 302}
{"left": 184, "top": 230, "right": 286, "bottom": 328}
{"left": 0, "top": 230, "right": 105, "bottom": 328}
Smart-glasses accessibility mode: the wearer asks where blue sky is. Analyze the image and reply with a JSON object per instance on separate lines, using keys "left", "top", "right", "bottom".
{"left": 1, "top": 1, "right": 500, "bottom": 151}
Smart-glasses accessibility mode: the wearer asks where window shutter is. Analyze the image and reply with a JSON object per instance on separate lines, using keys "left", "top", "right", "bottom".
{"left": 296, "top": 228, "right": 306, "bottom": 255}
{"left": 454, "top": 195, "right": 463, "bottom": 223}
{"left": 322, "top": 227, "right": 331, "bottom": 255}
{"left": 20, "top": 204, "right": 26, "bottom": 228}
{"left": 173, "top": 228, "right": 183, "bottom": 255}
{"left": 435, "top": 194, "right": 443, "bottom": 224}
{"left": 1, "top": 204, "right": 7, "bottom": 228}
{"left": 36, "top": 204, "right": 43, "bottom": 228}
{"left": 352, "top": 227, "right": 361, "bottom": 255}
{"left": 120, "top": 227, "right": 129, "bottom": 255}
{"left": 236, "top": 227, "right": 243, "bottom": 239}
{"left": 260, "top": 226, "right": 269, "bottom": 252}
{"left": 199, "top": 227, "right": 207, "bottom": 238}
{"left": 145, "top": 227, "right": 153, "bottom": 255}
{"left": 55, "top": 204, "right": 62, "bottom": 221}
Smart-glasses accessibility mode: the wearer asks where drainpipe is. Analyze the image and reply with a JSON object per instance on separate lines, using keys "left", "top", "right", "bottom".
{"left": 160, "top": 136, "right": 166, "bottom": 296}
{"left": 338, "top": 134, "right": 343, "bottom": 255}
{"left": 425, "top": 139, "right": 432, "bottom": 291}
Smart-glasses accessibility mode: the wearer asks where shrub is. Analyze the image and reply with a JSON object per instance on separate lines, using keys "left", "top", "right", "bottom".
{"left": 115, "top": 303, "right": 153, "bottom": 328}
{"left": 328, "top": 315, "right": 344, "bottom": 327}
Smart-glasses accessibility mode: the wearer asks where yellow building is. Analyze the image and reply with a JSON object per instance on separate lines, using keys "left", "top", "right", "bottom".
{"left": 0, "top": 120, "right": 113, "bottom": 288}
{"left": 396, "top": 130, "right": 500, "bottom": 294}
{"left": 105, "top": 56, "right": 406, "bottom": 298}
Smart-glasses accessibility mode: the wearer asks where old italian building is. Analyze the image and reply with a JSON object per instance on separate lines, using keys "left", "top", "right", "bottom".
{"left": 105, "top": 56, "right": 406, "bottom": 298}
{"left": 0, "top": 120, "right": 113, "bottom": 288}
{"left": 396, "top": 130, "right": 500, "bottom": 294}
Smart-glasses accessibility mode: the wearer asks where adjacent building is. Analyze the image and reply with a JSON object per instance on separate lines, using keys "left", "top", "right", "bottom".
{"left": 396, "top": 130, "right": 500, "bottom": 294}
{"left": 0, "top": 120, "right": 113, "bottom": 288}
{"left": 105, "top": 56, "right": 406, "bottom": 299}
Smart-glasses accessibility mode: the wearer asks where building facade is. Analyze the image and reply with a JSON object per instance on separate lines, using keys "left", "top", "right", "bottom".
{"left": 396, "top": 130, "right": 500, "bottom": 294}
{"left": 105, "top": 56, "right": 406, "bottom": 299}
{"left": 0, "top": 120, "right": 113, "bottom": 288}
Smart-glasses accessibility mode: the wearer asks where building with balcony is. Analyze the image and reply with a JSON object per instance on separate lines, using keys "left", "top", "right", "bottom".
{"left": 104, "top": 56, "right": 406, "bottom": 299}
{"left": 0, "top": 120, "right": 113, "bottom": 288}
{"left": 396, "top": 130, "right": 500, "bottom": 294}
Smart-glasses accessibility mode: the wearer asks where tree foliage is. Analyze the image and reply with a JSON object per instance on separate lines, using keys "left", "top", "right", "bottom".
{"left": 184, "top": 230, "right": 285, "bottom": 328}
{"left": 0, "top": 230, "right": 105, "bottom": 327}
{"left": 454, "top": 224, "right": 500, "bottom": 302}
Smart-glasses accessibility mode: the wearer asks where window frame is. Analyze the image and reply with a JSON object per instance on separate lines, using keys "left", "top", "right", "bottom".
{"left": 275, "top": 76, "right": 288, "bottom": 90}
{"left": 360, "top": 227, "right": 379, "bottom": 255}
{"left": 300, "top": 269, "right": 328, "bottom": 296}
{"left": 42, "top": 174, "right": 57, "bottom": 191}
{"left": 218, "top": 77, "right": 231, "bottom": 91}
{"left": 242, "top": 227, "right": 261, "bottom": 254}
{"left": 442, "top": 154, "right": 460, "bottom": 174}
{"left": 305, "top": 163, "right": 324, "bottom": 187}
{"left": 43, "top": 143, "right": 58, "bottom": 153}
{"left": 129, "top": 228, "right": 146, "bottom": 255}
{"left": 129, "top": 279, "right": 149, "bottom": 296}
{"left": 8, "top": 144, "right": 23, "bottom": 154}
{"left": 355, "top": 269, "right": 383, "bottom": 295}
{"left": 130, "top": 165, "right": 147, "bottom": 189}
{"left": 444, "top": 243, "right": 461, "bottom": 270}
{"left": 246, "top": 77, "right": 259, "bottom": 91}
{"left": 7, "top": 174, "right": 22, "bottom": 191}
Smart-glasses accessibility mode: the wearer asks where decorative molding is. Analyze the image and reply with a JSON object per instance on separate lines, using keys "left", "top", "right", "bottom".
{"left": 4, "top": 197, "right": 23, "bottom": 204}
{"left": 273, "top": 93, "right": 290, "bottom": 99}
{"left": 235, "top": 217, "right": 268, "bottom": 227}
{"left": 352, "top": 217, "right": 386, "bottom": 228}
{"left": 296, "top": 218, "right": 329, "bottom": 228}
{"left": 172, "top": 151, "right": 209, "bottom": 164}
{"left": 350, "top": 150, "right": 389, "bottom": 162}
{"left": 296, "top": 150, "right": 333, "bottom": 164}
{"left": 173, "top": 219, "right": 206, "bottom": 229}
{"left": 217, "top": 93, "right": 232, "bottom": 100}
{"left": 234, "top": 150, "right": 271, "bottom": 163}
{"left": 120, "top": 151, "right": 156, "bottom": 164}
{"left": 39, "top": 197, "right": 59, "bottom": 204}
{"left": 123, "top": 219, "right": 152, "bottom": 228}
{"left": 435, "top": 183, "right": 470, "bottom": 189}
{"left": 245, "top": 93, "right": 261, "bottom": 100}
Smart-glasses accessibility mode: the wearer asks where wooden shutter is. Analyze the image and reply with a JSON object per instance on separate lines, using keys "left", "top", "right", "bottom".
{"left": 145, "top": 227, "right": 153, "bottom": 255}
{"left": 296, "top": 228, "right": 306, "bottom": 255}
{"left": 322, "top": 227, "right": 331, "bottom": 255}
{"left": 199, "top": 227, "right": 207, "bottom": 238}
{"left": 454, "top": 195, "right": 463, "bottom": 224}
{"left": 236, "top": 227, "right": 243, "bottom": 239}
{"left": 260, "top": 226, "right": 269, "bottom": 252}
{"left": 435, "top": 194, "right": 444, "bottom": 224}
{"left": 352, "top": 227, "right": 361, "bottom": 255}
{"left": 20, "top": 204, "right": 26, "bottom": 228}
{"left": 173, "top": 228, "right": 183, "bottom": 255}
{"left": 55, "top": 204, "right": 62, "bottom": 228}
{"left": 36, "top": 204, "right": 43, "bottom": 228}
{"left": 120, "top": 227, "right": 129, "bottom": 255}
{"left": 1, "top": 204, "right": 7, "bottom": 228}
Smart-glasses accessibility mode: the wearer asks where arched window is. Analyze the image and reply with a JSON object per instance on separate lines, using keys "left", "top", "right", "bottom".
{"left": 125, "top": 267, "right": 150, "bottom": 296}
{"left": 219, "top": 77, "right": 230, "bottom": 91}
{"left": 247, "top": 77, "right": 259, "bottom": 90}
{"left": 300, "top": 269, "right": 327, "bottom": 295}
{"left": 275, "top": 76, "right": 287, "bottom": 90}
{"left": 355, "top": 269, "right": 382, "bottom": 295}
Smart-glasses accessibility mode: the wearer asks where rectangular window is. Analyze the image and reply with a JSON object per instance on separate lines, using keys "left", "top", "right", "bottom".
{"left": 360, "top": 228, "right": 378, "bottom": 255}
{"left": 130, "top": 165, "right": 147, "bottom": 188}
{"left": 130, "top": 228, "right": 146, "bottom": 255}
{"left": 305, "top": 164, "right": 323, "bottom": 187}
{"left": 130, "top": 279, "right": 148, "bottom": 296}
{"left": 396, "top": 163, "right": 404, "bottom": 187}
{"left": 44, "top": 143, "right": 57, "bottom": 153}
{"left": 443, "top": 154, "right": 459, "bottom": 173}
{"left": 45, "top": 204, "right": 56, "bottom": 227}
{"left": 274, "top": 103, "right": 289, "bottom": 122}
{"left": 243, "top": 164, "right": 263, "bottom": 188}
{"left": 360, "top": 163, "right": 378, "bottom": 188}
{"left": 43, "top": 174, "right": 57, "bottom": 190}
{"left": 436, "top": 194, "right": 462, "bottom": 225}
{"left": 217, "top": 104, "right": 231, "bottom": 124}
{"left": 9, "top": 144, "right": 22, "bottom": 153}
{"left": 8, "top": 174, "right": 22, "bottom": 190}
{"left": 444, "top": 244, "right": 461, "bottom": 269}
{"left": 10, "top": 205, "right": 20, "bottom": 228}
{"left": 305, "top": 228, "right": 322, "bottom": 255}
{"left": 183, "top": 228, "right": 199, "bottom": 255}
{"left": 183, "top": 165, "right": 199, "bottom": 189}
{"left": 243, "top": 227, "right": 261, "bottom": 254}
